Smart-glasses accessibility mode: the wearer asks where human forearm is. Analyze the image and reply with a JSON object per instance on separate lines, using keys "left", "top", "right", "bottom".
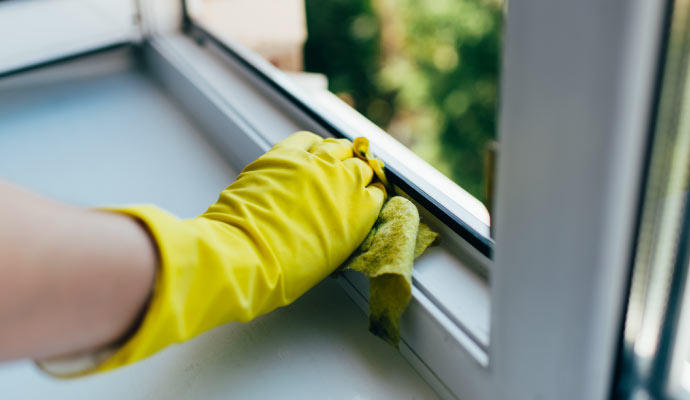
{"left": 0, "top": 180, "right": 157, "bottom": 361}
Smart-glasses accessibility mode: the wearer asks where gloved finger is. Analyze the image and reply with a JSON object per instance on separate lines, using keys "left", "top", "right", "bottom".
{"left": 273, "top": 131, "right": 322, "bottom": 152}
{"left": 342, "top": 157, "right": 375, "bottom": 187}
{"left": 352, "top": 137, "right": 390, "bottom": 189}
{"left": 309, "top": 138, "right": 354, "bottom": 161}
{"left": 366, "top": 182, "right": 387, "bottom": 206}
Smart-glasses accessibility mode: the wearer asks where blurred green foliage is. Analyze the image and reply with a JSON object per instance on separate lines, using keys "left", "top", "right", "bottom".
{"left": 304, "top": 0, "right": 502, "bottom": 205}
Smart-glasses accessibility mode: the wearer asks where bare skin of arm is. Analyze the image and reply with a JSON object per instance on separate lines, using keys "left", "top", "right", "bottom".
{"left": 0, "top": 180, "right": 157, "bottom": 362}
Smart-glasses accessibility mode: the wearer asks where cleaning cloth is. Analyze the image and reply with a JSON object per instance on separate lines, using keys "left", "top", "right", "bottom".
{"left": 344, "top": 137, "right": 439, "bottom": 348}
{"left": 343, "top": 196, "right": 438, "bottom": 347}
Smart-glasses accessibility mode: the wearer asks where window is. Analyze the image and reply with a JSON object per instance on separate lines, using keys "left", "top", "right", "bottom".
{"left": 0, "top": 0, "right": 675, "bottom": 398}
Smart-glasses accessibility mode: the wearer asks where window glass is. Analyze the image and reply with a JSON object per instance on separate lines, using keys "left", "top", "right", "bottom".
{"left": 187, "top": 0, "right": 502, "bottom": 209}
{"left": 617, "top": 0, "right": 690, "bottom": 395}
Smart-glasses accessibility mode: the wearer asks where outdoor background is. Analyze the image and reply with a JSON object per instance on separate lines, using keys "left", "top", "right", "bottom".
{"left": 303, "top": 0, "right": 502, "bottom": 206}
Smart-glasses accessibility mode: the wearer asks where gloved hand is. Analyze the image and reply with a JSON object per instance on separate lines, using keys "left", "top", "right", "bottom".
{"left": 93, "top": 131, "right": 385, "bottom": 374}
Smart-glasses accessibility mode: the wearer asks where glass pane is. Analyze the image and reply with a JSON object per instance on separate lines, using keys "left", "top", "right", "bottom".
{"left": 186, "top": 0, "right": 502, "bottom": 213}
{"left": 617, "top": 0, "right": 690, "bottom": 396}
{"left": 305, "top": 0, "right": 501, "bottom": 206}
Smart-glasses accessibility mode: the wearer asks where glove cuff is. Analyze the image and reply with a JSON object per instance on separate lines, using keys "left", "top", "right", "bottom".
{"left": 38, "top": 206, "right": 195, "bottom": 377}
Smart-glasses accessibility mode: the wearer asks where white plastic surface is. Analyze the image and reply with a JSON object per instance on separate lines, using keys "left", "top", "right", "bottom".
{"left": 0, "top": 53, "right": 438, "bottom": 399}
{"left": 0, "top": 0, "right": 139, "bottom": 74}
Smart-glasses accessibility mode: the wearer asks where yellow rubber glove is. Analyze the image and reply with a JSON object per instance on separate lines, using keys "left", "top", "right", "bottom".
{"left": 91, "top": 131, "right": 385, "bottom": 374}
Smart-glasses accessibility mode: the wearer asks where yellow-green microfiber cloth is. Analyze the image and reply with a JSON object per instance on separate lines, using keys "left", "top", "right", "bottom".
{"left": 343, "top": 195, "right": 439, "bottom": 348}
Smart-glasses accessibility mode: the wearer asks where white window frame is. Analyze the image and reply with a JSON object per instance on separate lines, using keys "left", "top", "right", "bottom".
{"left": 0, "top": 0, "right": 671, "bottom": 398}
